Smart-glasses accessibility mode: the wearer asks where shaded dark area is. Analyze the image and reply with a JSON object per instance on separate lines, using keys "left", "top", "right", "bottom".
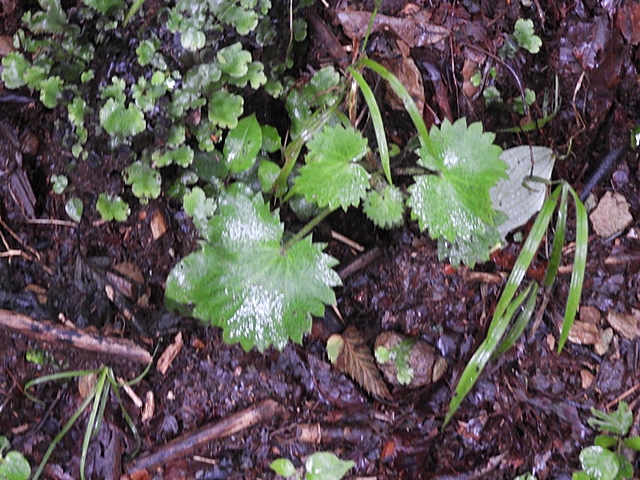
{"left": 1, "top": 0, "right": 640, "bottom": 479}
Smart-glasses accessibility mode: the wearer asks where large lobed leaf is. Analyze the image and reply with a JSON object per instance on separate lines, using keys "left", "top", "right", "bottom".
{"left": 165, "top": 186, "right": 341, "bottom": 352}
{"left": 408, "top": 118, "right": 506, "bottom": 251}
{"left": 293, "top": 124, "right": 370, "bottom": 211}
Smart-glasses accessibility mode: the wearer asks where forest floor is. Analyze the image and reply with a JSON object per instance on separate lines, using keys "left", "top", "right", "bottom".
{"left": 1, "top": 0, "right": 640, "bottom": 479}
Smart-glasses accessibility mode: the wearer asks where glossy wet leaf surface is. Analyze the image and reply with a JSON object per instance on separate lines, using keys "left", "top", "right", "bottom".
{"left": 166, "top": 187, "right": 341, "bottom": 352}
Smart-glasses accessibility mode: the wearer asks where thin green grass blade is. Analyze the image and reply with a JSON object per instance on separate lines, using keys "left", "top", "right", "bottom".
{"left": 359, "top": 58, "right": 435, "bottom": 157}
{"left": 24, "top": 369, "right": 101, "bottom": 405}
{"left": 495, "top": 282, "right": 539, "bottom": 356}
{"left": 124, "top": 0, "right": 145, "bottom": 25}
{"left": 558, "top": 187, "right": 588, "bottom": 352}
{"left": 488, "top": 185, "right": 561, "bottom": 334}
{"left": 32, "top": 386, "right": 97, "bottom": 480}
{"left": 80, "top": 369, "right": 108, "bottom": 480}
{"left": 543, "top": 185, "right": 568, "bottom": 287}
{"left": 349, "top": 68, "right": 392, "bottom": 185}
{"left": 444, "top": 186, "right": 561, "bottom": 426}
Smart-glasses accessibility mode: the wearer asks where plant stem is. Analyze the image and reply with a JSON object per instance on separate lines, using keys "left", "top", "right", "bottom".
{"left": 283, "top": 207, "right": 333, "bottom": 251}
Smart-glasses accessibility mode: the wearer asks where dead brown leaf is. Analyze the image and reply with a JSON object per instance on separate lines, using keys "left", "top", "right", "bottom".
{"left": 336, "top": 10, "right": 449, "bottom": 49}
{"left": 332, "top": 327, "right": 391, "bottom": 400}
{"left": 606, "top": 310, "right": 639, "bottom": 340}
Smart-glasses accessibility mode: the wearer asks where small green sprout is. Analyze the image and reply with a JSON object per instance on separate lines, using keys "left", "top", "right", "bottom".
{"left": 375, "top": 338, "right": 416, "bottom": 385}
{"left": 270, "top": 452, "right": 354, "bottom": 480}
{"left": 513, "top": 19, "right": 542, "bottom": 54}
{"left": 0, "top": 436, "right": 30, "bottom": 480}
{"left": 96, "top": 193, "right": 130, "bottom": 222}
{"left": 573, "top": 403, "right": 640, "bottom": 480}
{"left": 51, "top": 175, "right": 68, "bottom": 194}
{"left": 65, "top": 197, "right": 83, "bottom": 223}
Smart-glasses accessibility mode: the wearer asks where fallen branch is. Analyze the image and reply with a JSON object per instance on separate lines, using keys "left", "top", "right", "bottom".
{"left": 0, "top": 308, "right": 151, "bottom": 364}
{"left": 126, "top": 399, "right": 282, "bottom": 475}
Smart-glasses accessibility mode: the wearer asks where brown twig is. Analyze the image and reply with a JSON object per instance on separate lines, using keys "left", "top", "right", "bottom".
{"left": 0, "top": 308, "right": 152, "bottom": 364}
{"left": 125, "top": 399, "right": 282, "bottom": 475}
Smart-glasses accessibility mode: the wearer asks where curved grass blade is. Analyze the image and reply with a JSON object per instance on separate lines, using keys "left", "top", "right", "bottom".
{"left": 349, "top": 67, "right": 392, "bottom": 185}
{"left": 445, "top": 185, "right": 561, "bottom": 426}
{"left": 81, "top": 368, "right": 109, "bottom": 480}
{"left": 495, "top": 282, "right": 539, "bottom": 357}
{"left": 444, "top": 282, "right": 533, "bottom": 426}
{"left": 543, "top": 184, "right": 568, "bottom": 287}
{"left": 359, "top": 58, "right": 435, "bottom": 158}
{"left": 558, "top": 187, "right": 588, "bottom": 352}
{"left": 32, "top": 384, "right": 98, "bottom": 480}
{"left": 24, "top": 369, "right": 102, "bottom": 405}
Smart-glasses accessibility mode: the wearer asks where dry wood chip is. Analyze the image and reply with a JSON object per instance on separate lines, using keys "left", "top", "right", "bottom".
{"left": 589, "top": 191, "right": 633, "bottom": 238}
{"left": 157, "top": 331, "right": 184, "bottom": 375}
{"left": 141, "top": 391, "right": 155, "bottom": 423}
{"left": 580, "top": 369, "right": 595, "bottom": 389}
{"left": 606, "top": 310, "right": 640, "bottom": 340}
{"left": 567, "top": 320, "right": 600, "bottom": 346}
{"left": 150, "top": 209, "right": 167, "bottom": 240}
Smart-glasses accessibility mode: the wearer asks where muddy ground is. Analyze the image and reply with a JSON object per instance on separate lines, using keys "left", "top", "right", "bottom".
{"left": 1, "top": 0, "right": 640, "bottom": 479}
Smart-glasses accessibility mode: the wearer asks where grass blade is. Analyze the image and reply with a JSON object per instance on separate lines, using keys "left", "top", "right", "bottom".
{"left": 81, "top": 368, "right": 108, "bottom": 480}
{"left": 558, "top": 187, "right": 588, "bottom": 352}
{"left": 359, "top": 58, "right": 435, "bottom": 157}
{"left": 444, "top": 185, "right": 561, "bottom": 426}
{"left": 349, "top": 67, "right": 392, "bottom": 185}
{"left": 543, "top": 184, "right": 568, "bottom": 287}
{"left": 495, "top": 282, "right": 539, "bottom": 356}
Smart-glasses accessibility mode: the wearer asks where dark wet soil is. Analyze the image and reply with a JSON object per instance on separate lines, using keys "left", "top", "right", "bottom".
{"left": 1, "top": 0, "right": 640, "bottom": 479}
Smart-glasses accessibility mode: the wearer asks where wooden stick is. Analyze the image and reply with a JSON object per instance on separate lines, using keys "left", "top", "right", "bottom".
{"left": 0, "top": 308, "right": 151, "bottom": 364}
{"left": 126, "top": 399, "right": 282, "bottom": 475}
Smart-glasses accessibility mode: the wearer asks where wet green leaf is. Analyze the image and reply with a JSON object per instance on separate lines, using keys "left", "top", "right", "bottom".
{"left": 0, "top": 449, "right": 31, "bottom": 480}
{"left": 124, "top": 162, "right": 161, "bottom": 203}
{"left": 305, "top": 452, "right": 354, "bottom": 480}
{"left": 407, "top": 118, "right": 506, "bottom": 260}
{"left": 96, "top": 193, "right": 130, "bottom": 222}
{"left": 183, "top": 187, "right": 216, "bottom": 232}
{"left": 51, "top": 174, "right": 68, "bottom": 194}
{"left": 82, "top": 0, "right": 124, "bottom": 15}
{"left": 326, "top": 335, "right": 344, "bottom": 364}
{"left": 223, "top": 5, "right": 259, "bottom": 35}
{"left": 152, "top": 146, "right": 194, "bottom": 168}
{"left": 1, "top": 52, "right": 30, "bottom": 89}
{"left": 258, "top": 160, "right": 280, "bottom": 192}
{"left": 579, "top": 446, "right": 619, "bottom": 480}
{"left": 270, "top": 458, "right": 297, "bottom": 478}
{"left": 136, "top": 39, "right": 157, "bottom": 66}
{"left": 99, "top": 98, "right": 146, "bottom": 139}
{"left": 363, "top": 185, "right": 404, "bottom": 229}
{"left": 208, "top": 90, "right": 244, "bottom": 129}
{"left": 588, "top": 402, "right": 633, "bottom": 436}
{"left": 65, "top": 197, "right": 83, "bottom": 223}
{"left": 294, "top": 124, "right": 370, "bottom": 211}
{"left": 260, "top": 125, "right": 281, "bottom": 153}
{"left": 166, "top": 186, "right": 341, "bottom": 352}
{"left": 217, "top": 42, "right": 252, "bottom": 78}
{"left": 223, "top": 114, "right": 262, "bottom": 173}
{"left": 40, "top": 75, "right": 63, "bottom": 108}
{"left": 623, "top": 436, "right": 640, "bottom": 451}
{"left": 513, "top": 18, "right": 542, "bottom": 54}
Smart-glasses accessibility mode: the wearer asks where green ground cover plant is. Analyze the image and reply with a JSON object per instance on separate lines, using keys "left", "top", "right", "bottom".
{"left": 270, "top": 451, "right": 354, "bottom": 480}
{"left": 3, "top": 0, "right": 589, "bottom": 430}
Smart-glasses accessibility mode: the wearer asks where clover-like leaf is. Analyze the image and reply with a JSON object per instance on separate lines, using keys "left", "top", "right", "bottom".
{"left": 83, "top": 0, "right": 124, "bottom": 14}
{"left": 305, "top": 452, "right": 354, "bottom": 480}
{"left": 294, "top": 124, "right": 370, "bottom": 211}
{"left": 208, "top": 90, "right": 244, "bottom": 129}
{"left": 217, "top": 42, "right": 252, "bottom": 78}
{"left": 96, "top": 193, "right": 130, "bottom": 222}
{"left": 513, "top": 18, "right": 542, "bottom": 54}
{"left": 99, "top": 98, "right": 146, "bottom": 139}
{"left": 363, "top": 185, "right": 404, "bottom": 229}
{"left": 1, "top": 52, "right": 30, "bottom": 89}
{"left": 124, "top": 161, "right": 161, "bottom": 203}
{"left": 223, "top": 114, "right": 262, "bottom": 173}
{"left": 165, "top": 186, "right": 341, "bottom": 352}
{"left": 40, "top": 75, "right": 63, "bottom": 108}
{"left": 408, "top": 118, "right": 506, "bottom": 245}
